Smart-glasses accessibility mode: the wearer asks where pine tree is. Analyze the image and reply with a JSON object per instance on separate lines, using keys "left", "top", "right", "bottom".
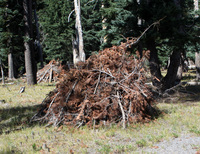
{"left": 99, "top": 0, "right": 138, "bottom": 49}
{"left": 38, "top": 0, "right": 75, "bottom": 63}
{"left": 23, "top": 0, "right": 37, "bottom": 85}
{"left": 81, "top": 0, "right": 102, "bottom": 56}
{"left": 0, "top": 0, "right": 24, "bottom": 78}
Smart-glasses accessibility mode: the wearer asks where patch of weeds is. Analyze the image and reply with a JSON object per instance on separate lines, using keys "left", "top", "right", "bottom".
{"left": 114, "top": 144, "right": 136, "bottom": 153}
{"left": 136, "top": 139, "right": 147, "bottom": 147}
{"left": 146, "top": 135, "right": 157, "bottom": 143}
{"left": 105, "top": 130, "right": 115, "bottom": 137}
{"left": 98, "top": 144, "right": 111, "bottom": 154}
{"left": 32, "top": 143, "right": 42, "bottom": 151}
{"left": 189, "top": 126, "right": 200, "bottom": 135}
{"left": 172, "top": 132, "right": 179, "bottom": 138}
{"left": 0, "top": 146, "right": 21, "bottom": 154}
{"left": 154, "top": 135, "right": 165, "bottom": 142}
{"left": 95, "top": 140, "right": 104, "bottom": 146}
{"left": 191, "top": 144, "right": 200, "bottom": 151}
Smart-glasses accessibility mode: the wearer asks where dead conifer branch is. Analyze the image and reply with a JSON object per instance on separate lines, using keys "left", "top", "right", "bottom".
{"left": 38, "top": 66, "right": 52, "bottom": 83}
{"left": 116, "top": 92, "right": 126, "bottom": 129}
{"left": 76, "top": 100, "right": 88, "bottom": 120}
{"left": 66, "top": 80, "right": 78, "bottom": 103}
{"left": 37, "top": 60, "right": 62, "bottom": 83}
{"left": 92, "top": 69, "right": 116, "bottom": 79}
{"left": 126, "top": 16, "right": 166, "bottom": 46}
{"left": 93, "top": 72, "right": 101, "bottom": 94}
{"left": 134, "top": 83, "right": 148, "bottom": 98}
{"left": 34, "top": 92, "right": 60, "bottom": 121}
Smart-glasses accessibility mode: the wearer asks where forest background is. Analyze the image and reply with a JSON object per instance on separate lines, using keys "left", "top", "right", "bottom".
{"left": 0, "top": 0, "right": 200, "bottom": 90}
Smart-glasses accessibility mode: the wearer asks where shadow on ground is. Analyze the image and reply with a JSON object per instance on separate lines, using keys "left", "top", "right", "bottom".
{"left": 178, "top": 85, "right": 200, "bottom": 104}
{"left": 157, "top": 85, "right": 200, "bottom": 105}
{"left": 0, "top": 104, "right": 42, "bottom": 135}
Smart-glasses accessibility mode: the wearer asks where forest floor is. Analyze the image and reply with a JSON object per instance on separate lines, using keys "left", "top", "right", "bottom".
{"left": 0, "top": 73, "right": 200, "bottom": 153}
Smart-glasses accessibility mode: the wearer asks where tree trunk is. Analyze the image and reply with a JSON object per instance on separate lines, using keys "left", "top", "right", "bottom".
{"left": 195, "top": 52, "right": 200, "bottom": 80}
{"left": 161, "top": 50, "right": 181, "bottom": 91}
{"left": 8, "top": 52, "right": 15, "bottom": 79}
{"left": 7, "top": 33, "right": 15, "bottom": 79}
{"left": 160, "top": 0, "right": 184, "bottom": 91}
{"left": 194, "top": 0, "right": 199, "bottom": 80}
{"left": 176, "top": 60, "right": 183, "bottom": 83}
{"left": 146, "top": 38, "right": 162, "bottom": 87}
{"left": 33, "top": 3, "right": 43, "bottom": 68}
{"left": 176, "top": 52, "right": 186, "bottom": 82}
{"left": 73, "top": 0, "right": 85, "bottom": 65}
{"left": 0, "top": 59, "right": 5, "bottom": 85}
{"left": 23, "top": 0, "right": 37, "bottom": 85}
{"left": 72, "top": 36, "right": 80, "bottom": 65}
{"left": 194, "top": 0, "right": 198, "bottom": 13}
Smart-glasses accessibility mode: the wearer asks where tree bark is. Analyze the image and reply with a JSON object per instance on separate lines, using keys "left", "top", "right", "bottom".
{"left": 23, "top": 0, "right": 37, "bottom": 85}
{"left": 146, "top": 38, "right": 162, "bottom": 87}
{"left": 194, "top": 0, "right": 199, "bottom": 80}
{"left": 8, "top": 52, "right": 15, "bottom": 79}
{"left": 195, "top": 52, "right": 200, "bottom": 80}
{"left": 73, "top": 0, "right": 85, "bottom": 65}
{"left": 160, "top": 0, "right": 184, "bottom": 91}
{"left": 161, "top": 50, "right": 181, "bottom": 91}
{"left": 194, "top": 0, "right": 198, "bottom": 12}
{"left": 5, "top": 4, "right": 15, "bottom": 80}
{"left": 176, "top": 60, "right": 183, "bottom": 83}
{"left": 0, "top": 59, "right": 5, "bottom": 85}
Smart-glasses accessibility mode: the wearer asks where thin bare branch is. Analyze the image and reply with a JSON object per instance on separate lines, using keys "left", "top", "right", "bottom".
{"left": 117, "top": 92, "right": 126, "bottom": 129}
{"left": 68, "top": 9, "right": 75, "bottom": 22}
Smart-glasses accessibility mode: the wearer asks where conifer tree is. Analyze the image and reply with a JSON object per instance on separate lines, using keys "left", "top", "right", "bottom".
{"left": 99, "top": 0, "right": 138, "bottom": 49}
{"left": 0, "top": 0, "right": 24, "bottom": 78}
{"left": 23, "top": 0, "right": 37, "bottom": 85}
{"left": 38, "top": 0, "right": 74, "bottom": 63}
{"left": 81, "top": 0, "right": 102, "bottom": 56}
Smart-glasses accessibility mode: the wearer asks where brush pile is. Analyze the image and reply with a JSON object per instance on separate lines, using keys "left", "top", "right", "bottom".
{"left": 32, "top": 38, "right": 156, "bottom": 128}
{"left": 37, "top": 60, "right": 62, "bottom": 83}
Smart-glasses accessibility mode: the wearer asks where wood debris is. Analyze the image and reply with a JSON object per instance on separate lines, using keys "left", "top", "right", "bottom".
{"left": 37, "top": 60, "right": 62, "bottom": 83}
{"left": 32, "top": 39, "right": 157, "bottom": 128}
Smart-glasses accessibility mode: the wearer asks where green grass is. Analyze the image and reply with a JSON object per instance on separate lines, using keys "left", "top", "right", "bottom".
{"left": 0, "top": 81, "right": 200, "bottom": 153}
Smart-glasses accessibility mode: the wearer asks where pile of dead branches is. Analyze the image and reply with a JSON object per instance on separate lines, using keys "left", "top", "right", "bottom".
{"left": 32, "top": 38, "right": 156, "bottom": 128}
{"left": 37, "top": 60, "right": 62, "bottom": 83}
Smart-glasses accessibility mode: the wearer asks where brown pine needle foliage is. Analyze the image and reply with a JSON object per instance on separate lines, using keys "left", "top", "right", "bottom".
{"left": 32, "top": 39, "right": 156, "bottom": 128}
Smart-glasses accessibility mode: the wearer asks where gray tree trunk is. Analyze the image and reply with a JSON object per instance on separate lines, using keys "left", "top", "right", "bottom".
{"left": 162, "top": 50, "right": 181, "bottom": 91}
{"left": 8, "top": 52, "right": 15, "bottom": 79}
{"left": 0, "top": 59, "right": 5, "bottom": 85}
{"left": 6, "top": 5, "right": 15, "bottom": 80}
{"left": 176, "top": 58, "right": 183, "bottom": 83}
{"left": 195, "top": 52, "right": 200, "bottom": 80}
{"left": 194, "top": 0, "right": 200, "bottom": 80}
{"left": 23, "top": 0, "right": 37, "bottom": 85}
{"left": 7, "top": 34, "right": 15, "bottom": 79}
{"left": 194, "top": 0, "right": 198, "bottom": 12}
{"left": 73, "top": 0, "right": 85, "bottom": 65}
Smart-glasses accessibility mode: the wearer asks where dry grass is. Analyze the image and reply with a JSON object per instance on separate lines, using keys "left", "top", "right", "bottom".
{"left": 0, "top": 81, "right": 200, "bottom": 153}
